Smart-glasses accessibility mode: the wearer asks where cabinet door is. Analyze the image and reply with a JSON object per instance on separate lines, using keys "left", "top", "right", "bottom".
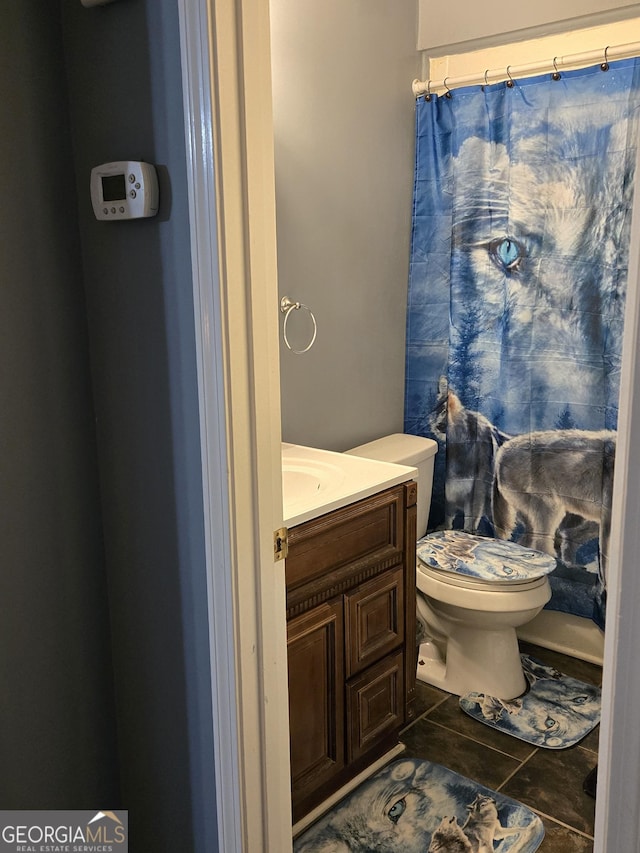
{"left": 346, "top": 650, "right": 404, "bottom": 764}
{"left": 287, "top": 599, "right": 344, "bottom": 807}
{"left": 344, "top": 566, "right": 404, "bottom": 678}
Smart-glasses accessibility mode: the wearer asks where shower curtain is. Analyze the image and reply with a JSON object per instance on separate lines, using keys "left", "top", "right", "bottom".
{"left": 405, "top": 58, "right": 640, "bottom": 628}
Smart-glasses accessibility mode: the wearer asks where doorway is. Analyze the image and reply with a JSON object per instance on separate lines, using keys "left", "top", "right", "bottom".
{"left": 178, "top": 1, "right": 640, "bottom": 850}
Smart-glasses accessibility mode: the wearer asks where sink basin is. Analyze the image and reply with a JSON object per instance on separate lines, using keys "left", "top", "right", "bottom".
{"left": 282, "top": 442, "right": 416, "bottom": 527}
{"left": 282, "top": 459, "right": 345, "bottom": 509}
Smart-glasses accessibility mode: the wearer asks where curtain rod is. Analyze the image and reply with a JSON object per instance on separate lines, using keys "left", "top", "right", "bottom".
{"left": 412, "top": 40, "right": 640, "bottom": 97}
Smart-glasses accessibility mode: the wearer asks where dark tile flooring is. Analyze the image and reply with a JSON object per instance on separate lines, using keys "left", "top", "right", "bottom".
{"left": 399, "top": 642, "right": 602, "bottom": 852}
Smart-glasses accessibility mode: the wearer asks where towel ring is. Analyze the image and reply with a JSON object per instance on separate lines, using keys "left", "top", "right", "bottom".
{"left": 280, "top": 296, "right": 317, "bottom": 354}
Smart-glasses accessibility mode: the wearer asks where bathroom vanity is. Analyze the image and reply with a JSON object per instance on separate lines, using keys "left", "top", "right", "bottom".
{"left": 282, "top": 444, "right": 418, "bottom": 822}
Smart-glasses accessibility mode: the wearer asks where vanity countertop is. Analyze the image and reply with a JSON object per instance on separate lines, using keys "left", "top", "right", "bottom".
{"left": 282, "top": 442, "right": 416, "bottom": 528}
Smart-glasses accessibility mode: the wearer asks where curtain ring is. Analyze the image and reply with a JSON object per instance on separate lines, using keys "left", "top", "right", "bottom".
{"left": 425, "top": 80, "right": 432, "bottom": 102}
{"left": 601, "top": 46, "right": 610, "bottom": 72}
{"left": 505, "top": 65, "right": 515, "bottom": 88}
{"left": 483, "top": 69, "right": 490, "bottom": 89}
{"left": 552, "top": 57, "right": 561, "bottom": 81}
{"left": 443, "top": 77, "right": 452, "bottom": 98}
{"left": 280, "top": 297, "right": 317, "bottom": 354}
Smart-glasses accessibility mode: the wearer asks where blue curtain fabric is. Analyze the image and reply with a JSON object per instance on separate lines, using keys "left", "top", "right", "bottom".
{"left": 405, "top": 59, "right": 640, "bottom": 628}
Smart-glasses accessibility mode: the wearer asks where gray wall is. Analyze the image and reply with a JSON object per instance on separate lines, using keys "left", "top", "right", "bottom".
{"left": 418, "top": 0, "right": 640, "bottom": 51}
{"left": 61, "top": 0, "right": 216, "bottom": 850}
{"left": 272, "top": 0, "right": 420, "bottom": 451}
{"left": 0, "top": 1, "right": 217, "bottom": 850}
{"left": 0, "top": 4, "right": 119, "bottom": 807}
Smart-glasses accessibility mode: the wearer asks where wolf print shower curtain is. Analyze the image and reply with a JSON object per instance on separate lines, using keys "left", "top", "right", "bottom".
{"left": 405, "top": 58, "right": 640, "bottom": 628}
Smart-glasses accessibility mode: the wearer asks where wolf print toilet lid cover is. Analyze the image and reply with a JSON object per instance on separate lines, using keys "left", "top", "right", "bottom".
{"left": 416, "top": 530, "right": 557, "bottom": 582}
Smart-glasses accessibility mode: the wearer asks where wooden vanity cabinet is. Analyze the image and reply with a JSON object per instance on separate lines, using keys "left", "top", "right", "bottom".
{"left": 285, "top": 481, "right": 417, "bottom": 822}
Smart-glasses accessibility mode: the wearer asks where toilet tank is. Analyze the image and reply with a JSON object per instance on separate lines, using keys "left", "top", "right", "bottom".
{"left": 345, "top": 433, "right": 438, "bottom": 538}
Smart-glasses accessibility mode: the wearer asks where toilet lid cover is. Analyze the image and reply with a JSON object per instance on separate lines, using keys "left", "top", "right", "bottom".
{"left": 416, "top": 530, "right": 557, "bottom": 582}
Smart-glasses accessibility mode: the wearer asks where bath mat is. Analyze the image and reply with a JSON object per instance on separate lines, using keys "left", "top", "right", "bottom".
{"left": 460, "top": 655, "right": 601, "bottom": 749}
{"left": 293, "top": 758, "right": 544, "bottom": 852}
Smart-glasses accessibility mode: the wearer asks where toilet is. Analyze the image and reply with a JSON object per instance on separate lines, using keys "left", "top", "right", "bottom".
{"left": 345, "top": 433, "right": 555, "bottom": 700}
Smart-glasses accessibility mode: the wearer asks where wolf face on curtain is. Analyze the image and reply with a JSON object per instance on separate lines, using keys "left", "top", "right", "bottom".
{"left": 405, "top": 59, "right": 640, "bottom": 629}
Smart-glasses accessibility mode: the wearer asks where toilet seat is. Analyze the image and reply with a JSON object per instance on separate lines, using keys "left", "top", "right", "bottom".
{"left": 416, "top": 562, "right": 551, "bottom": 613}
{"left": 417, "top": 561, "right": 550, "bottom": 592}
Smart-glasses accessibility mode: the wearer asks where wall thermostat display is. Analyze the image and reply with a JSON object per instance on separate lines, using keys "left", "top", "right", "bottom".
{"left": 90, "top": 161, "right": 159, "bottom": 221}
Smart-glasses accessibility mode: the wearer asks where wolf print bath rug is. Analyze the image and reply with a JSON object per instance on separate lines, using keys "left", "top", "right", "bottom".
{"left": 460, "top": 655, "right": 601, "bottom": 749}
{"left": 293, "top": 758, "right": 544, "bottom": 852}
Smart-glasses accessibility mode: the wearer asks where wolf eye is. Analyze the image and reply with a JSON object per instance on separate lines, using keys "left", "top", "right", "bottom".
{"left": 545, "top": 716, "right": 557, "bottom": 729}
{"left": 388, "top": 798, "right": 406, "bottom": 824}
{"left": 573, "top": 695, "right": 588, "bottom": 705}
{"left": 488, "top": 236, "right": 524, "bottom": 272}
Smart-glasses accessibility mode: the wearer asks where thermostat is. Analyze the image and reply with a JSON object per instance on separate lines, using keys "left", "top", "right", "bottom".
{"left": 90, "top": 161, "right": 159, "bottom": 221}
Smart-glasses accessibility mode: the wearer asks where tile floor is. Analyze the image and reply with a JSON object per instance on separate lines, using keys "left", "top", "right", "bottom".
{"left": 400, "top": 641, "right": 602, "bottom": 852}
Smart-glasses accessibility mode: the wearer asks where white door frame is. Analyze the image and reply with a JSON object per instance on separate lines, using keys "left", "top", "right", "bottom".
{"left": 179, "top": 0, "right": 640, "bottom": 850}
{"left": 594, "top": 141, "right": 640, "bottom": 851}
{"left": 178, "top": 0, "right": 292, "bottom": 850}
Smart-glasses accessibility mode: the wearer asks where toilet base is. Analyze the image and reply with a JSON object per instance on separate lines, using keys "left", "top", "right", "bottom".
{"left": 416, "top": 624, "right": 527, "bottom": 700}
